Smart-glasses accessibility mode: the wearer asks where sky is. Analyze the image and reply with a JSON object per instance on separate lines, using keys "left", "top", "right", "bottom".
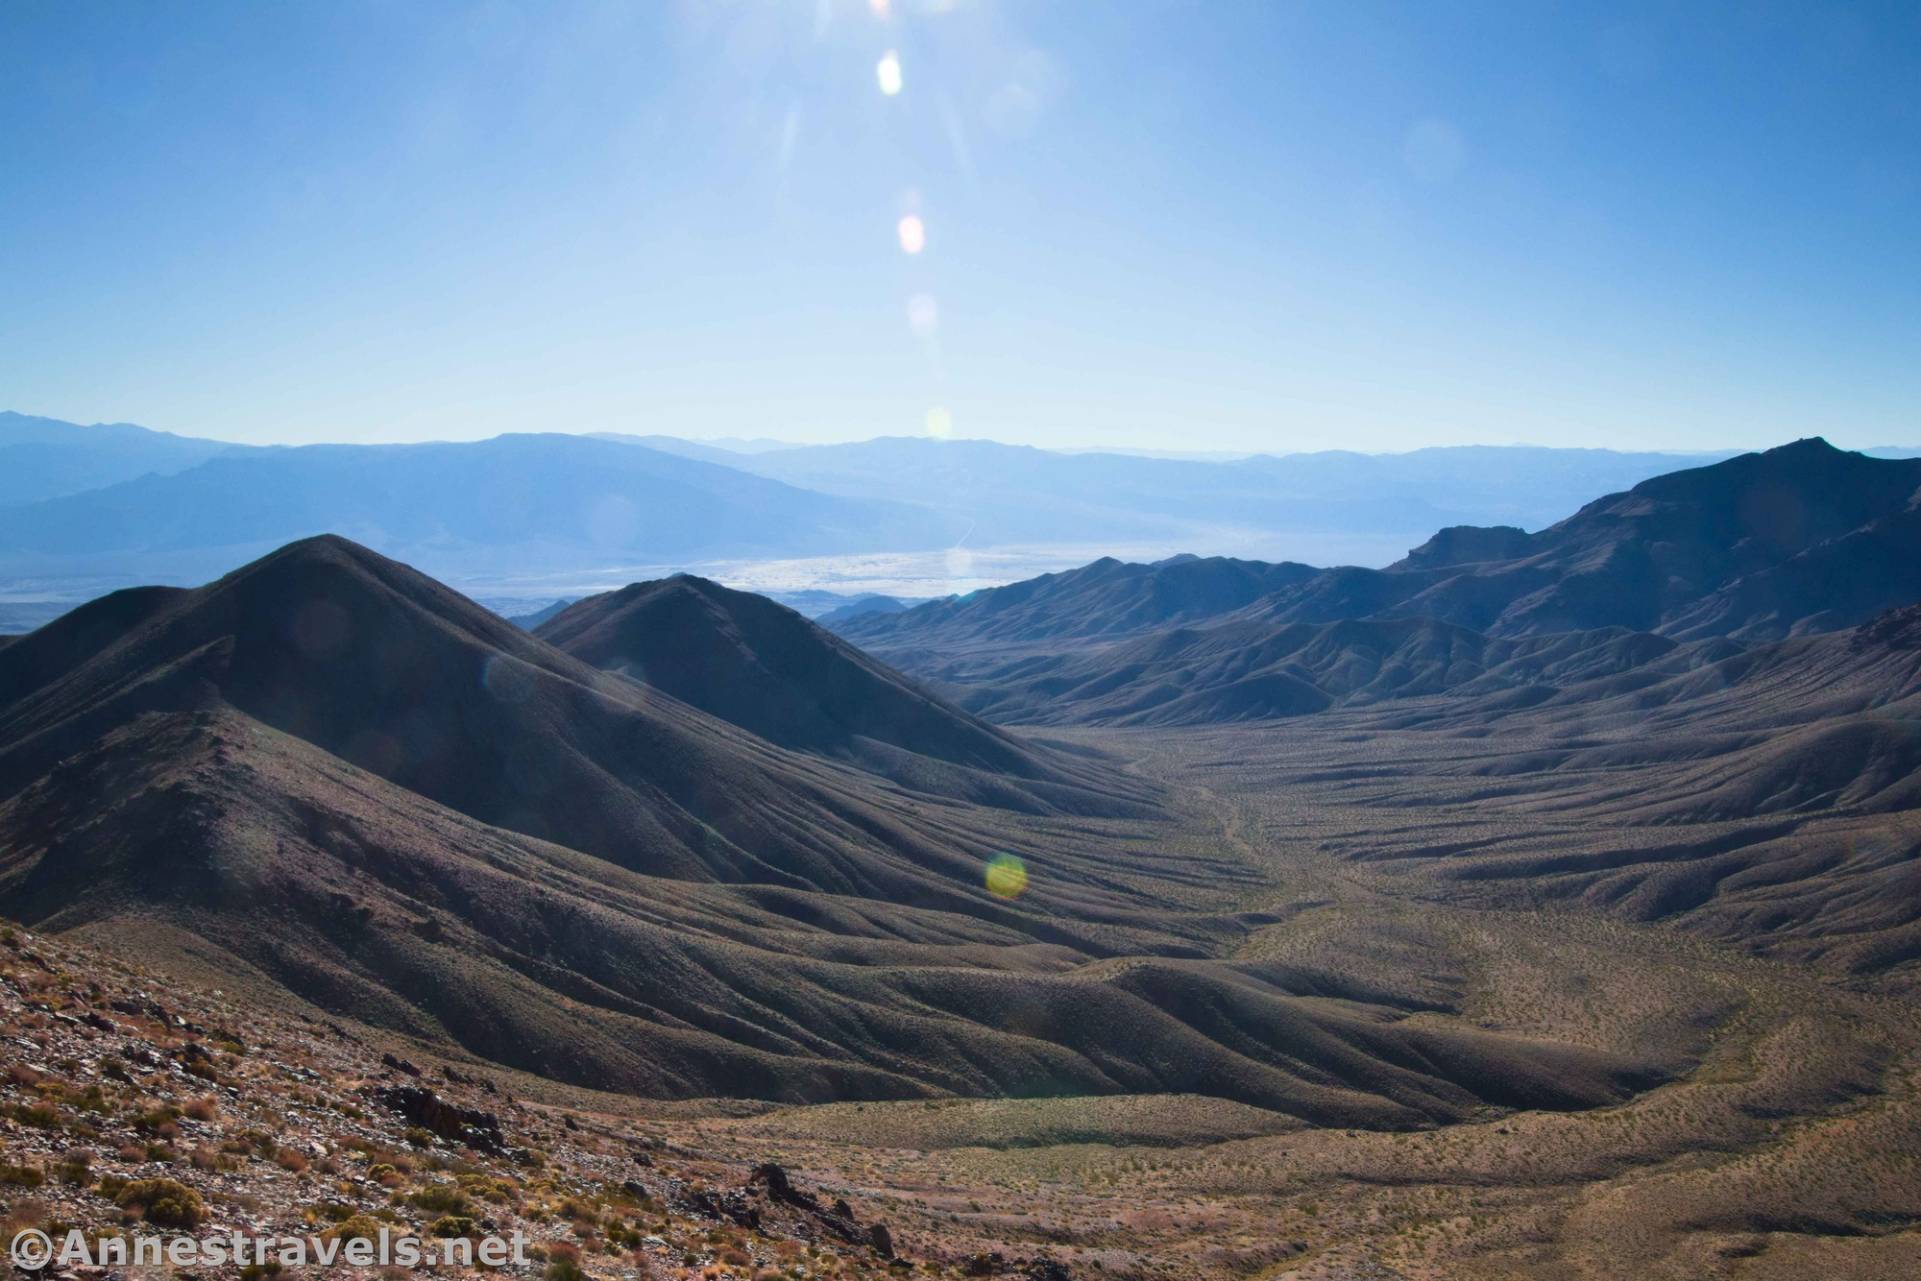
{"left": 2, "top": 0, "right": 1919, "bottom": 453}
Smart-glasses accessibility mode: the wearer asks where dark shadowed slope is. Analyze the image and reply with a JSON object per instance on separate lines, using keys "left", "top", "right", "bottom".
{"left": 0, "top": 537, "right": 1154, "bottom": 896}
{"left": 943, "top": 616, "right": 1682, "bottom": 727}
{"left": 0, "top": 537, "right": 1664, "bottom": 1119}
{"left": 837, "top": 555, "right": 1319, "bottom": 661}
{"left": 1255, "top": 438, "right": 1921, "bottom": 639}
{"left": 533, "top": 575, "right": 1126, "bottom": 812}
{"left": 850, "top": 441, "right": 1921, "bottom": 672}
{"left": 845, "top": 442, "right": 1921, "bottom": 722}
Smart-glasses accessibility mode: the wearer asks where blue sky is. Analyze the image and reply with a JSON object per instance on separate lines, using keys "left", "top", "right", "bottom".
{"left": 3, "top": 0, "right": 1918, "bottom": 452}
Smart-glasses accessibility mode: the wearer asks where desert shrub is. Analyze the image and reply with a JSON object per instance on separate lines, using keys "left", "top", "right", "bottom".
{"left": 410, "top": 1182, "right": 474, "bottom": 1215}
{"left": 64, "top": 1084, "right": 108, "bottom": 1114}
{"left": 273, "top": 1147, "right": 310, "bottom": 1173}
{"left": 323, "top": 1214, "right": 385, "bottom": 1244}
{"left": 14, "top": 1102, "right": 63, "bottom": 1128}
{"left": 0, "top": 1163, "right": 45, "bottom": 1187}
{"left": 131, "top": 1106, "right": 179, "bottom": 1134}
{"left": 428, "top": 1215, "right": 476, "bottom": 1238}
{"left": 114, "top": 1177, "right": 206, "bottom": 1228}
{"left": 183, "top": 1095, "right": 220, "bottom": 1122}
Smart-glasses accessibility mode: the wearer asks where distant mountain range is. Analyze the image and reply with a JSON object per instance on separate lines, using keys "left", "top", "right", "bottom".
{"left": 841, "top": 440, "right": 1921, "bottom": 728}
{"left": 0, "top": 410, "right": 241, "bottom": 504}
{"left": 0, "top": 429, "right": 952, "bottom": 584}
{"left": 3, "top": 412, "right": 1788, "bottom": 600}
{"left": 724, "top": 436, "right": 1740, "bottom": 551}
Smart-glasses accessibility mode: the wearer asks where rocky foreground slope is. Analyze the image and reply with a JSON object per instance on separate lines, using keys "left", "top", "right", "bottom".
{"left": 0, "top": 922, "right": 1078, "bottom": 1281}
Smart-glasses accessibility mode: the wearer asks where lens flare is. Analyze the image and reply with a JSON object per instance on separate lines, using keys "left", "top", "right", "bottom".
{"left": 876, "top": 51, "right": 902, "bottom": 96}
{"left": 924, "top": 406, "right": 953, "bottom": 438}
{"left": 985, "top": 854, "right": 1028, "bottom": 900}
{"left": 896, "top": 214, "right": 925, "bottom": 254}
{"left": 907, "top": 292, "right": 939, "bottom": 337}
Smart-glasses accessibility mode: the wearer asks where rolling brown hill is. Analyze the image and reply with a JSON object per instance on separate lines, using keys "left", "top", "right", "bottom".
{"left": 533, "top": 574, "right": 1115, "bottom": 810}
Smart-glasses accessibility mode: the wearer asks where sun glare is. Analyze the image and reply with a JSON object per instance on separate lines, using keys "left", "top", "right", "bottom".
{"left": 876, "top": 51, "right": 903, "bottom": 96}
{"left": 896, "top": 214, "right": 926, "bottom": 254}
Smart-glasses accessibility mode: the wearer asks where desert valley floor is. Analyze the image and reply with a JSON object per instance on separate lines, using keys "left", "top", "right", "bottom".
{"left": 630, "top": 710, "right": 1917, "bottom": 1281}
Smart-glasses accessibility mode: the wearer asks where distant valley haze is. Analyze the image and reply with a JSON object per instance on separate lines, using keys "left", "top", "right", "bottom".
{"left": 4, "top": 407, "right": 1874, "bottom": 631}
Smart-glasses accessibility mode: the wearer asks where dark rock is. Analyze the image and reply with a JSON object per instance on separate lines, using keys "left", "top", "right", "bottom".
{"left": 380, "top": 1052, "right": 421, "bottom": 1077}
{"left": 370, "top": 1085, "right": 505, "bottom": 1154}
{"left": 750, "top": 1162, "right": 793, "bottom": 1201}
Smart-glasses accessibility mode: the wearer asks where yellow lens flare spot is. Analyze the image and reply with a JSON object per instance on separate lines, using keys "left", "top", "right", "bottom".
{"left": 924, "top": 406, "right": 953, "bottom": 438}
{"left": 896, "top": 214, "right": 926, "bottom": 255}
{"left": 985, "top": 854, "right": 1028, "bottom": 900}
{"left": 876, "top": 51, "right": 903, "bottom": 97}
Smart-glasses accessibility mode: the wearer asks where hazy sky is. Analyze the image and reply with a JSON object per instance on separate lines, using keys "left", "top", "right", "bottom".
{"left": 3, "top": 1, "right": 1918, "bottom": 451}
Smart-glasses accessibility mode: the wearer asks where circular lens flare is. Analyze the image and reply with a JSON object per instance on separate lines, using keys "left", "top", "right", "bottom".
{"left": 876, "top": 51, "right": 903, "bottom": 96}
{"left": 924, "top": 406, "right": 953, "bottom": 438}
{"left": 985, "top": 854, "right": 1029, "bottom": 900}
{"left": 896, "top": 214, "right": 926, "bottom": 254}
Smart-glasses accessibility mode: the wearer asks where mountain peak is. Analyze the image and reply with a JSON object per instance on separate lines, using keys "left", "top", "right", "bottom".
{"left": 1765, "top": 436, "right": 1840, "bottom": 457}
{"left": 533, "top": 572, "right": 1095, "bottom": 798}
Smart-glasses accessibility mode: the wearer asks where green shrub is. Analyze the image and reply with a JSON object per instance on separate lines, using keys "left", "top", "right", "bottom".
{"left": 114, "top": 1177, "right": 206, "bottom": 1228}
{"left": 406, "top": 1182, "right": 473, "bottom": 1215}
